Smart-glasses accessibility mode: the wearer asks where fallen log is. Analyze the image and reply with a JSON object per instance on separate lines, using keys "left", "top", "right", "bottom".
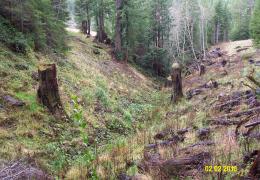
{"left": 160, "top": 152, "right": 211, "bottom": 176}
{"left": 209, "top": 118, "right": 240, "bottom": 126}
{"left": 237, "top": 47, "right": 248, "bottom": 52}
{"left": 245, "top": 121, "right": 260, "bottom": 128}
{"left": 177, "top": 128, "right": 190, "bottom": 135}
{"left": 218, "top": 106, "right": 260, "bottom": 120}
{"left": 181, "top": 141, "right": 215, "bottom": 151}
{"left": 214, "top": 99, "right": 241, "bottom": 112}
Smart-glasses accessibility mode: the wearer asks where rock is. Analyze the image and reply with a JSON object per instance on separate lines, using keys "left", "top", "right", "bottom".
{"left": 93, "top": 49, "right": 100, "bottom": 55}
{"left": 14, "top": 64, "right": 29, "bottom": 70}
{"left": 0, "top": 104, "right": 3, "bottom": 110}
{"left": 197, "top": 128, "right": 210, "bottom": 140}
{"left": 2, "top": 95, "right": 25, "bottom": 107}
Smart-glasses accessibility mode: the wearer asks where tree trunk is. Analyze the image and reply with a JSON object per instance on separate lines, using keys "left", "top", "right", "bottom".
{"left": 171, "top": 63, "right": 183, "bottom": 103}
{"left": 115, "top": 0, "right": 123, "bottom": 53}
{"left": 97, "top": 2, "right": 107, "bottom": 43}
{"left": 37, "top": 64, "right": 66, "bottom": 119}
{"left": 86, "top": 6, "right": 91, "bottom": 35}
{"left": 199, "top": 64, "right": 205, "bottom": 76}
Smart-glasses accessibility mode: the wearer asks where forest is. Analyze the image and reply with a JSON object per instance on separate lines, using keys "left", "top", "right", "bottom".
{"left": 0, "top": 0, "right": 260, "bottom": 179}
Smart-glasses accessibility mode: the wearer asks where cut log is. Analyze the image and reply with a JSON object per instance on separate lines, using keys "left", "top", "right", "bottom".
{"left": 218, "top": 106, "right": 260, "bottom": 120}
{"left": 171, "top": 63, "right": 183, "bottom": 103}
{"left": 160, "top": 152, "right": 211, "bottom": 176}
{"left": 214, "top": 99, "right": 241, "bottom": 112}
{"left": 37, "top": 64, "right": 66, "bottom": 119}
{"left": 209, "top": 118, "right": 240, "bottom": 126}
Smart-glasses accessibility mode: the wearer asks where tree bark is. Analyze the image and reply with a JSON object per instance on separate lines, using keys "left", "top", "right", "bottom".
{"left": 115, "top": 0, "right": 123, "bottom": 53}
{"left": 96, "top": 0, "right": 107, "bottom": 43}
{"left": 37, "top": 64, "right": 66, "bottom": 119}
{"left": 171, "top": 63, "right": 183, "bottom": 103}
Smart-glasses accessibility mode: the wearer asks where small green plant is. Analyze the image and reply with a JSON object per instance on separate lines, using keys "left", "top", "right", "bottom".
{"left": 71, "top": 95, "right": 97, "bottom": 179}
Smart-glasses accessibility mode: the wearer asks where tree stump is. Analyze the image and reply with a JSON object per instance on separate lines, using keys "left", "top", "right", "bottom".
{"left": 37, "top": 64, "right": 66, "bottom": 119}
{"left": 171, "top": 63, "right": 183, "bottom": 103}
{"left": 199, "top": 64, "right": 205, "bottom": 76}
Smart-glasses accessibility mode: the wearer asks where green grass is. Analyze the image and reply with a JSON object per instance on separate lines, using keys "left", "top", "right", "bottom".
{"left": 15, "top": 92, "right": 43, "bottom": 112}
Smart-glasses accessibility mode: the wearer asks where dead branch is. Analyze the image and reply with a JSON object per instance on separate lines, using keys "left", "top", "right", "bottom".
{"left": 245, "top": 121, "right": 260, "bottom": 128}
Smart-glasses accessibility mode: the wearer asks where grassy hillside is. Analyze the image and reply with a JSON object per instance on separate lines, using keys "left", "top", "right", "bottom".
{"left": 0, "top": 32, "right": 260, "bottom": 179}
{"left": 0, "top": 32, "right": 170, "bottom": 178}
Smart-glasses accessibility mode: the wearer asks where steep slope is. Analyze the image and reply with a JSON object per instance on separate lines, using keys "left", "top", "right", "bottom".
{"left": 0, "top": 32, "right": 168, "bottom": 178}
{"left": 133, "top": 40, "right": 260, "bottom": 179}
{"left": 0, "top": 34, "right": 259, "bottom": 179}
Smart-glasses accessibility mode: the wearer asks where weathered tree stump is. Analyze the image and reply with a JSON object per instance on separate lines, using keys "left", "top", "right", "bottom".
{"left": 171, "top": 63, "right": 183, "bottom": 103}
{"left": 37, "top": 64, "right": 66, "bottom": 119}
{"left": 199, "top": 64, "right": 205, "bottom": 76}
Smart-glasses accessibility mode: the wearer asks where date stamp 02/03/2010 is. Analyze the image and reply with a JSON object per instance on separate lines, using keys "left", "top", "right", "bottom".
{"left": 204, "top": 165, "right": 238, "bottom": 173}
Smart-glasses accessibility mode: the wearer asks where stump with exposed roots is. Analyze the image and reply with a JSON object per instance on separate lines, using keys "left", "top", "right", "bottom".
{"left": 171, "top": 63, "right": 183, "bottom": 103}
{"left": 37, "top": 64, "right": 67, "bottom": 119}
